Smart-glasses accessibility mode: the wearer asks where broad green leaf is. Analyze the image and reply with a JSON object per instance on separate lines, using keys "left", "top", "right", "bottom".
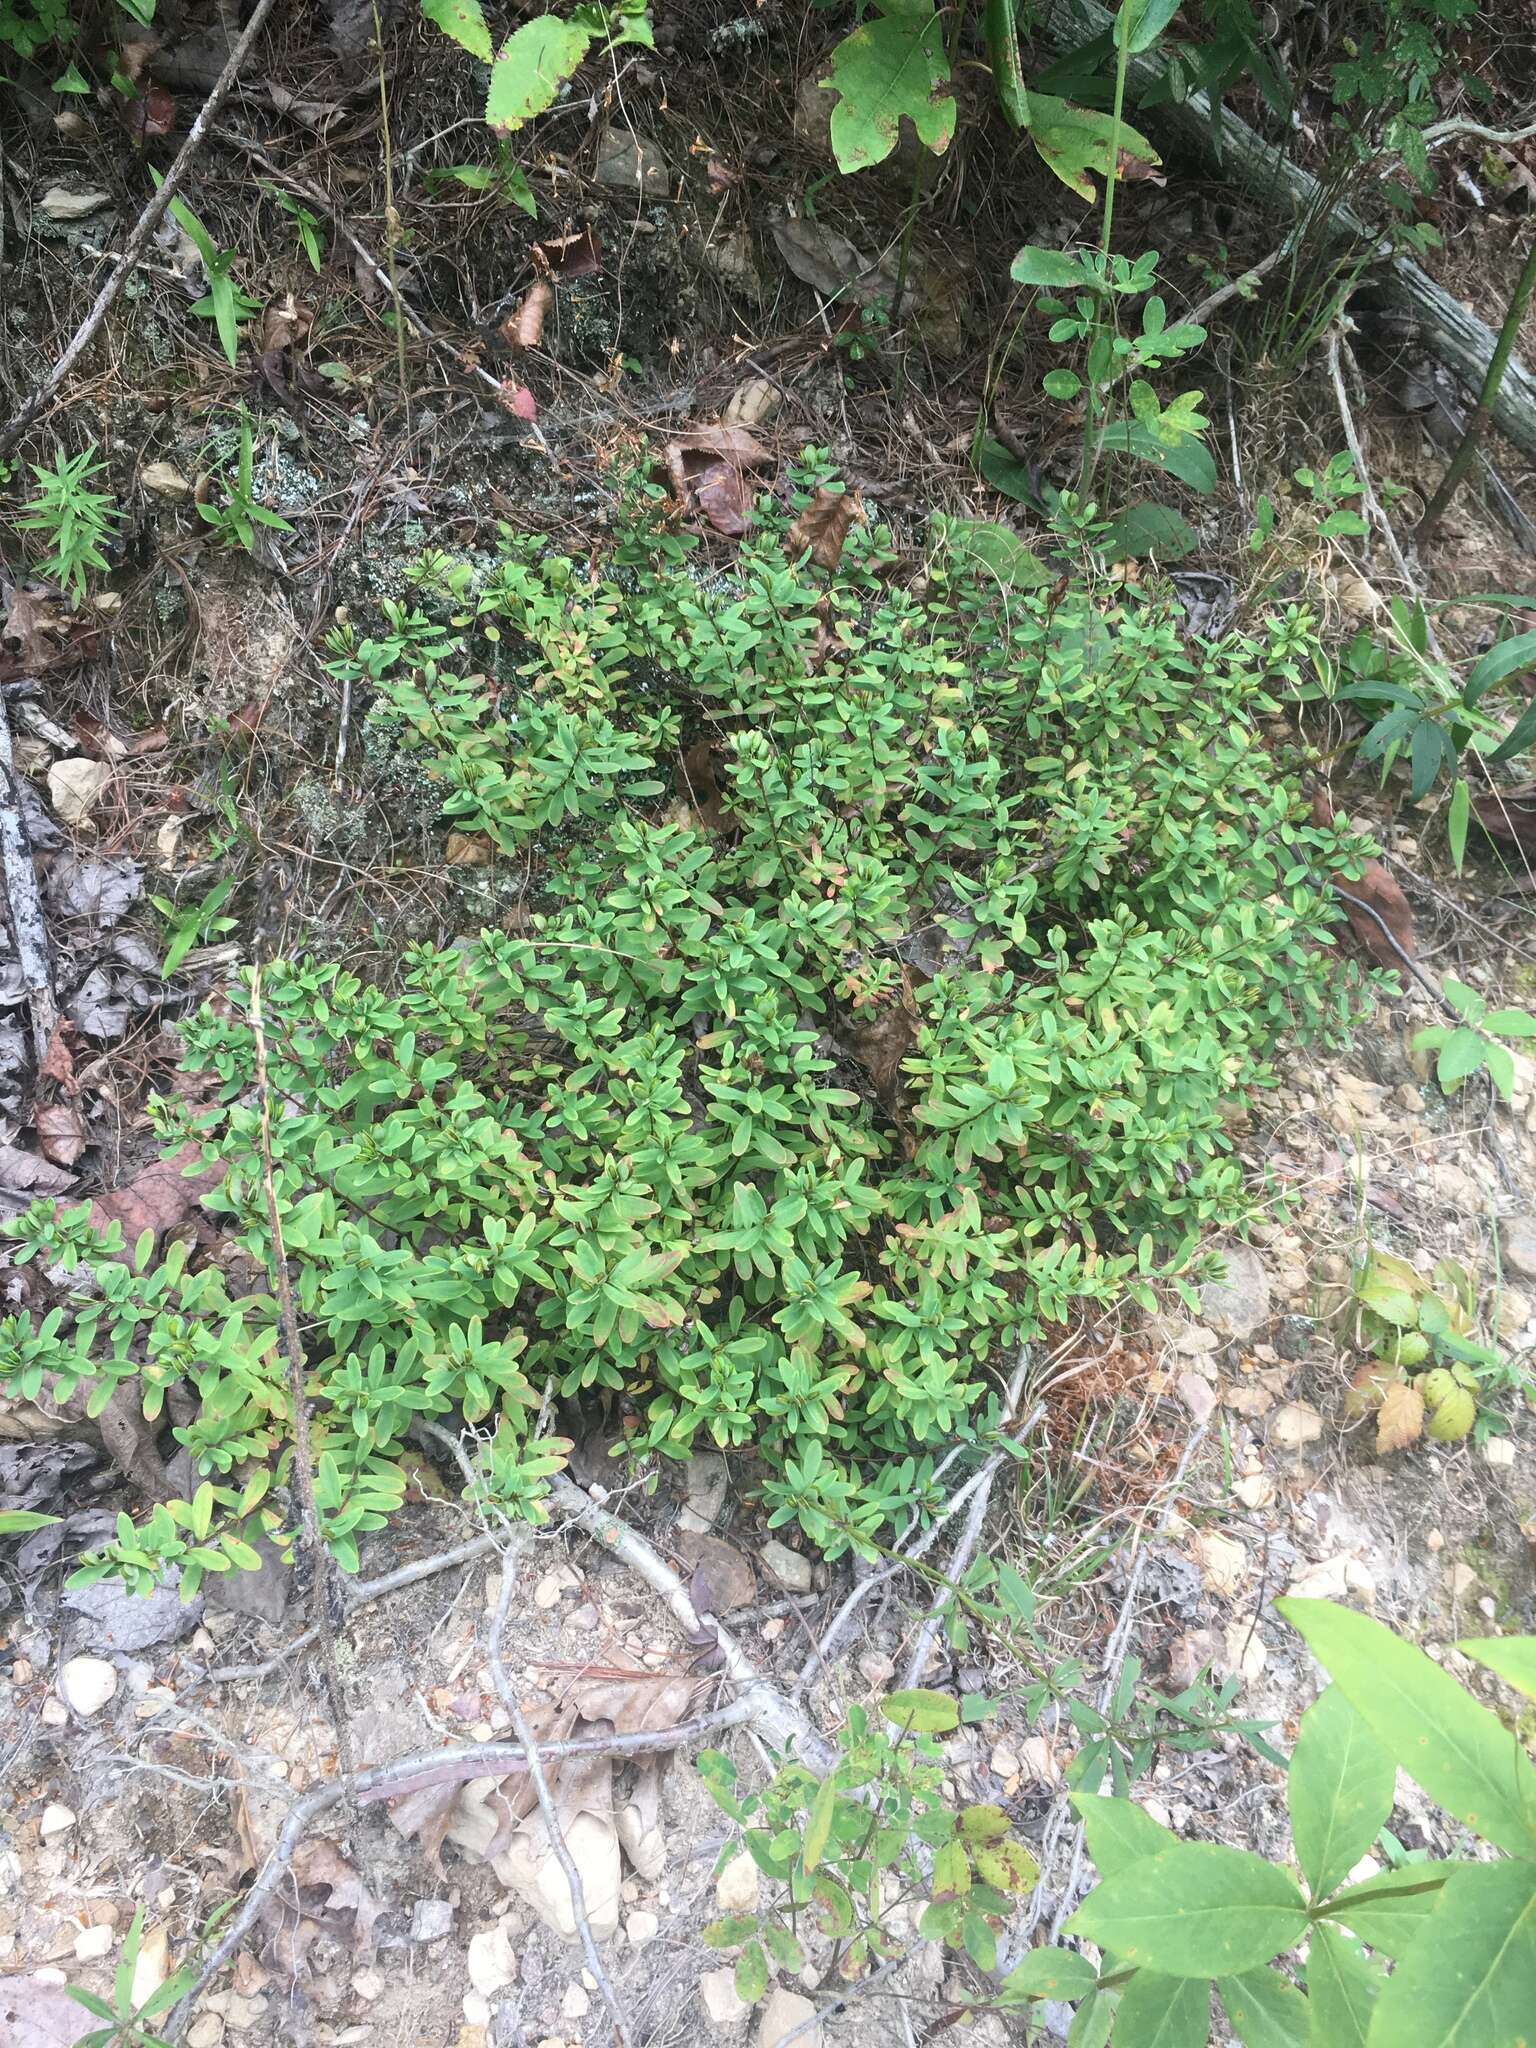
{"left": 1022, "top": 91, "right": 1161, "bottom": 200}
{"left": 880, "top": 1687, "right": 959, "bottom": 1733}
{"left": 1319, "top": 1865, "right": 1451, "bottom": 1957}
{"left": 976, "top": 434, "right": 1045, "bottom": 508}
{"left": 1486, "top": 1009, "right": 1536, "bottom": 1037}
{"left": 984, "top": 0, "right": 1029, "bottom": 127}
{"left": 1075, "top": 1792, "right": 1176, "bottom": 1878}
{"left": 802, "top": 1772, "right": 838, "bottom": 1871}
{"left": 1117, "top": 0, "right": 1181, "bottom": 53}
{"left": 963, "top": 1908, "right": 997, "bottom": 1970}
{"left": 1456, "top": 1635, "right": 1536, "bottom": 1702}
{"left": 1218, "top": 1968, "right": 1310, "bottom": 2048}
{"left": 1354, "top": 1260, "right": 1419, "bottom": 1327}
{"left": 1112, "top": 1970, "right": 1210, "bottom": 2047}
{"left": 1278, "top": 1598, "right": 1536, "bottom": 1857}
{"left": 821, "top": 4, "right": 955, "bottom": 174}
{"left": 1001, "top": 1947, "right": 1098, "bottom": 2001}
{"left": 1447, "top": 777, "right": 1470, "bottom": 873}
{"left": 1010, "top": 243, "right": 1092, "bottom": 289}
{"left": 734, "top": 1939, "right": 769, "bottom": 2004}
{"left": 1306, "top": 1926, "right": 1381, "bottom": 2047}
{"left": 1096, "top": 417, "right": 1218, "bottom": 491}
{"left": 422, "top": 0, "right": 493, "bottom": 60}
{"left": 1465, "top": 628, "right": 1536, "bottom": 704}
{"left": 1098, "top": 502, "right": 1199, "bottom": 561}
{"left": 1437, "top": 1026, "right": 1490, "bottom": 1093}
{"left": 1364, "top": 1861, "right": 1536, "bottom": 2047}
{"left": 932, "top": 516, "right": 1054, "bottom": 588}
{"left": 1288, "top": 1685, "right": 1395, "bottom": 1902}
{"left": 486, "top": 16, "right": 595, "bottom": 130}
{"left": 1067, "top": 1987, "right": 1118, "bottom": 2048}
{"left": 975, "top": 1838, "right": 1040, "bottom": 1892}
{"left": 1065, "top": 1843, "right": 1308, "bottom": 1976}
{"left": 1485, "top": 1039, "right": 1516, "bottom": 1101}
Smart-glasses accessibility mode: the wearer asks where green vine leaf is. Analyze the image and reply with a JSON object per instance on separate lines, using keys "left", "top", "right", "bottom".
{"left": 821, "top": 1, "right": 956, "bottom": 174}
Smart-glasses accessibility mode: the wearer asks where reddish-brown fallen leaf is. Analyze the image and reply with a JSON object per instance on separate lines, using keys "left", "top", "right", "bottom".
{"left": 34, "top": 1104, "right": 87, "bottom": 1168}
{"left": 90, "top": 1142, "right": 225, "bottom": 1249}
{"left": 568, "top": 1667, "right": 693, "bottom": 1736}
{"left": 841, "top": 1004, "right": 917, "bottom": 1116}
{"left": 38, "top": 1021, "right": 80, "bottom": 1092}
{"left": 1312, "top": 792, "right": 1416, "bottom": 967}
{"left": 502, "top": 279, "right": 553, "bottom": 350}
{"left": 1376, "top": 1379, "right": 1425, "bottom": 1454}
{"left": 1472, "top": 784, "right": 1536, "bottom": 858}
{"left": 286, "top": 1838, "right": 381, "bottom": 1951}
{"left": 659, "top": 425, "right": 774, "bottom": 538}
{"left": 496, "top": 380, "right": 538, "bottom": 421}
{"left": 788, "top": 486, "right": 863, "bottom": 573}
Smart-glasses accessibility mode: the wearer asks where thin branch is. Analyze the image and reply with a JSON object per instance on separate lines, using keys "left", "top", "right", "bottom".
{"left": 249, "top": 963, "right": 353, "bottom": 1780}
{"left": 1325, "top": 324, "right": 1442, "bottom": 657}
{"left": 1422, "top": 114, "right": 1536, "bottom": 150}
{"left": 0, "top": 698, "right": 58, "bottom": 1064}
{"left": 0, "top": 0, "right": 281, "bottom": 459}
{"left": 1417, "top": 230, "right": 1536, "bottom": 543}
{"left": 488, "top": 1551, "right": 634, "bottom": 2047}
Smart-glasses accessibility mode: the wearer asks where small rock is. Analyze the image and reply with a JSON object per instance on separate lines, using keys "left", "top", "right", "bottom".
{"left": 626, "top": 1910, "right": 659, "bottom": 1946}
{"left": 857, "top": 1651, "right": 894, "bottom": 1690}
{"left": 74, "top": 1924, "right": 114, "bottom": 1961}
{"left": 1447, "top": 1562, "right": 1477, "bottom": 1599}
{"left": 351, "top": 1969, "right": 384, "bottom": 2002}
{"left": 685, "top": 1450, "right": 729, "bottom": 1523}
{"left": 1223, "top": 1618, "right": 1266, "bottom": 1684}
{"left": 224, "top": 1994, "right": 267, "bottom": 2030}
{"left": 1017, "top": 1735, "right": 1061, "bottom": 1787}
{"left": 186, "top": 2017, "right": 225, "bottom": 2048}
{"left": 1287, "top": 1554, "right": 1375, "bottom": 1605}
{"left": 989, "top": 1742, "right": 1020, "bottom": 1780}
{"left": 48, "top": 759, "right": 112, "bottom": 829}
{"left": 140, "top": 461, "right": 191, "bottom": 498}
{"left": 701, "top": 1966, "right": 748, "bottom": 2027}
{"left": 1274, "top": 1314, "right": 1314, "bottom": 1362}
{"left": 467, "top": 1924, "right": 517, "bottom": 1999}
{"left": 1500, "top": 1217, "right": 1536, "bottom": 1283}
{"left": 59, "top": 1655, "right": 117, "bottom": 1718}
{"left": 1200, "top": 1244, "right": 1271, "bottom": 1340}
{"left": 593, "top": 131, "right": 671, "bottom": 196}
{"left": 758, "top": 1987, "right": 820, "bottom": 2048}
{"left": 1171, "top": 1322, "right": 1220, "bottom": 1357}
{"left": 1483, "top": 1437, "right": 1517, "bottom": 1470}
{"left": 39, "top": 184, "right": 112, "bottom": 219}
{"left": 1232, "top": 1473, "right": 1274, "bottom": 1511}
{"left": 1269, "top": 1401, "right": 1323, "bottom": 1450}
{"left": 1396, "top": 1083, "right": 1425, "bottom": 1112}
{"left": 715, "top": 1850, "right": 759, "bottom": 1914}
{"left": 1495, "top": 1287, "right": 1532, "bottom": 1340}
{"left": 758, "top": 1539, "right": 813, "bottom": 1593}
{"left": 562, "top": 1983, "right": 591, "bottom": 2020}
{"left": 533, "top": 1565, "right": 579, "bottom": 1610}
{"left": 1434, "top": 1162, "right": 1487, "bottom": 1216}
{"left": 412, "top": 1898, "right": 455, "bottom": 1943}
{"left": 1174, "top": 1370, "right": 1216, "bottom": 1423}
{"left": 1191, "top": 1529, "right": 1247, "bottom": 1597}
{"left": 39, "top": 1802, "right": 76, "bottom": 1839}
{"left": 1426, "top": 1528, "right": 1444, "bottom": 1551}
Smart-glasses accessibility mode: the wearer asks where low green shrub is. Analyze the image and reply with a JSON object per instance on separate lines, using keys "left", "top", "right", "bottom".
{"left": 3, "top": 476, "right": 1369, "bottom": 1588}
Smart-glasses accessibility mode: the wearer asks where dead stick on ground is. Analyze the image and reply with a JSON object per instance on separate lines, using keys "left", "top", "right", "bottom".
{"left": 488, "top": 1550, "right": 635, "bottom": 2048}
{"left": 0, "top": 696, "right": 58, "bottom": 1064}
{"left": 162, "top": 1713, "right": 749, "bottom": 2041}
{"left": 0, "top": 0, "right": 280, "bottom": 459}
{"left": 248, "top": 962, "right": 353, "bottom": 1780}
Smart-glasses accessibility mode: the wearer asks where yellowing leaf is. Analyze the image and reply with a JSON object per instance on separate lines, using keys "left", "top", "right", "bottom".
{"left": 821, "top": 4, "right": 956, "bottom": 174}
{"left": 1022, "top": 92, "right": 1160, "bottom": 201}
{"left": 422, "top": 0, "right": 492, "bottom": 60}
{"left": 1375, "top": 1380, "right": 1423, "bottom": 1454}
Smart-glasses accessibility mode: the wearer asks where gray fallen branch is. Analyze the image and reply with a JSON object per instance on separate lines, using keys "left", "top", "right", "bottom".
{"left": 1034, "top": 0, "right": 1536, "bottom": 459}
{"left": 0, "top": 0, "right": 281, "bottom": 458}
{"left": 0, "top": 695, "right": 58, "bottom": 1064}
{"left": 488, "top": 1549, "right": 634, "bottom": 2048}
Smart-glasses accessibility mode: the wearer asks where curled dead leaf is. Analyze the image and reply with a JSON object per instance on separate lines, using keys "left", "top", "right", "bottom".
{"left": 1313, "top": 793, "right": 1416, "bottom": 967}
{"left": 788, "top": 486, "right": 863, "bottom": 573}
{"left": 1472, "top": 783, "right": 1536, "bottom": 858}
{"left": 446, "top": 830, "right": 495, "bottom": 865}
{"left": 659, "top": 424, "right": 774, "bottom": 539}
{"left": 534, "top": 224, "right": 602, "bottom": 279}
{"left": 34, "top": 1104, "right": 87, "bottom": 1168}
{"left": 502, "top": 278, "right": 553, "bottom": 351}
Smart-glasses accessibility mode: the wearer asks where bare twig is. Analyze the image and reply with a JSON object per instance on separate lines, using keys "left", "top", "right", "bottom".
{"left": 163, "top": 1713, "right": 748, "bottom": 2039}
{"left": 0, "top": 698, "right": 58, "bottom": 1064}
{"left": 1423, "top": 114, "right": 1536, "bottom": 150}
{"left": 899, "top": 1349, "right": 1036, "bottom": 1690}
{"left": 0, "top": 0, "right": 280, "bottom": 458}
{"left": 1324, "top": 324, "right": 1442, "bottom": 657}
{"left": 248, "top": 963, "right": 353, "bottom": 1779}
{"left": 488, "top": 1552, "right": 634, "bottom": 2048}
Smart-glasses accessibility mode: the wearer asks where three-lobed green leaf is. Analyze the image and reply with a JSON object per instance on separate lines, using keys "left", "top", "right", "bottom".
{"left": 821, "top": 1, "right": 956, "bottom": 174}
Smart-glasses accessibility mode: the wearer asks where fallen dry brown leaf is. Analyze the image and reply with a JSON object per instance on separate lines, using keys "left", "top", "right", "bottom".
{"left": 1472, "top": 784, "right": 1536, "bottom": 859}
{"left": 34, "top": 1105, "right": 87, "bottom": 1169}
{"left": 675, "top": 739, "right": 738, "bottom": 836}
{"left": 535, "top": 224, "right": 602, "bottom": 279}
{"left": 788, "top": 486, "right": 863, "bottom": 573}
{"left": 90, "top": 1141, "right": 225, "bottom": 1249}
{"left": 1376, "top": 1379, "right": 1424, "bottom": 1454}
{"left": 502, "top": 279, "right": 553, "bottom": 350}
{"left": 1313, "top": 792, "right": 1416, "bottom": 967}
{"left": 660, "top": 425, "right": 774, "bottom": 539}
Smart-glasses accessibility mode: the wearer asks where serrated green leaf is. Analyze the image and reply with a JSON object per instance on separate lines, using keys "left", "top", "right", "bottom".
{"left": 1288, "top": 1685, "right": 1395, "bottom": 1903}
{"left": 422, "top": 0, "right": 493, "bottom": 60}
{"left": 821, "top": 4, "right": 955, "bottom": 174}
{"left": 1065, "top": 1843, "right": 1308, "bottom": 1976}
{"left": 1278, "top": 1598, "right": 1536, "bottom": 1857}
{"left": 1218, "top": 1967, "right": 1310, "bottom": 2047}
{"left": 1113, "top": 1970, "right": 1211, "bottom": 2047}
{"left": 1364, "top": 1861, "right": 1536, "bottom": 2047}
{"left": 486, "top": 16, "right": 594, "bottom": 130}
{"left": 1306, "top": 1925, "right": 1381, "bottom": 2047}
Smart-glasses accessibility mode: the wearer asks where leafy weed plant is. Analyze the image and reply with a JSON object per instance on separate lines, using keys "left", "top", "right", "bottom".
{"left": 3, "top": 476, "right": 1370, "bottom": 1590}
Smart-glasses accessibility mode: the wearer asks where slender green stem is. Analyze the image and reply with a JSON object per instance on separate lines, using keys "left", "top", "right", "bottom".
{"left": 1079, "top": 16, "right": 1132, "bottom": 494}
{"left": 1416, "top": 231, "right": 1536, "bottom": 542}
